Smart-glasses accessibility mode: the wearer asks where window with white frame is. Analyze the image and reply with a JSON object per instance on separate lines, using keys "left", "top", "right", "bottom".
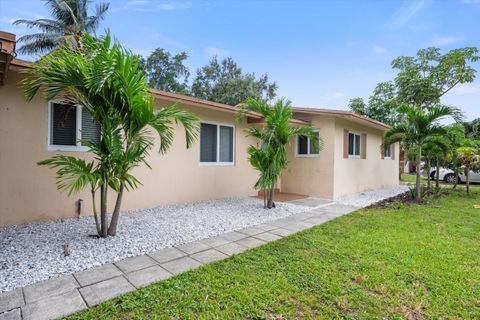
{"left": 48, "top": 102, "right": 100, "bottom": 151}
{"left": 384, "top": 144, "right": 392, "bottom": 158}
{"left": 297, "top": 131, "right": 320, "bottom": 156}
{"left": 200, "top": 122, "right": 234, "bottom": 164}
{"left": 348, "top": 132, "right": 361, "bottom": 157}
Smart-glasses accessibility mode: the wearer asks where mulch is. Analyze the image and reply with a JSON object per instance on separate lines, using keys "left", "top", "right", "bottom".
{"left": 367, "top": 191, "right": 422, "bottom": 209}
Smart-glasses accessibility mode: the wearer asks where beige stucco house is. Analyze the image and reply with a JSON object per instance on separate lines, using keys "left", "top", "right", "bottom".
{"left": 0, "top": 32, "right": 398, "bottom": 227}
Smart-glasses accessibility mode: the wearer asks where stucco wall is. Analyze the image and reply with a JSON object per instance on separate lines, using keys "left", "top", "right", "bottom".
{"left": 333, "top": 118, "right": 399, "bottom": 198}
{"left": 0, "top": 70, "right": 258, "bottom": 226}
{"left": 281, "top": 115, "right": 399, "bottom": 200}
{"left": 281, "top": 115, "right": 336, "bottom": 198}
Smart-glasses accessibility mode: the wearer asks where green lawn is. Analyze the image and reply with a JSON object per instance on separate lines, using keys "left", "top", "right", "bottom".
{"left": 67, "top": 190, "right": 480, "bottom": 319}
{"left": 400, "top": 173, "right": 426, "bottom": 183}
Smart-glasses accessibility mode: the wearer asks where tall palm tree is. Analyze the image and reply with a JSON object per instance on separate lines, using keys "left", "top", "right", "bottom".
{"left": 14, "top": 0, "right": 109, "bottom": 55}
{"left": 238, "top": 98, "right": 321, "bottom": 209}
{"left": 422, "top": 136, "right": 449, "bottom": 191}
{"left": 384, "top": 104, "right": 462, "bottom": 200}
{"left": 22, "top": 32, "right": 199, "bottom": 237}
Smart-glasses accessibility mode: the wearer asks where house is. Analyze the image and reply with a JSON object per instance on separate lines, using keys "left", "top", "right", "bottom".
{"left": 0, "top": 33, "right": 399, "bottom": 227}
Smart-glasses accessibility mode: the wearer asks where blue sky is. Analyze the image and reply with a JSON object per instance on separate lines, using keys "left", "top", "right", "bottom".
{"left": 1, "top": 0, "right": 479, "bottom": 120}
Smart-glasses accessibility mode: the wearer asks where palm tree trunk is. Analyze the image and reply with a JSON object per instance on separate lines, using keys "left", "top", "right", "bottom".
{"left": 263, "top": 190, "right": 267, "bottom": 209}
{"left": 108, "top": 183, "right": 125, "bottom": 236}
{"left": 465, "top": 169, "right": 470, "bottom": 194}
{"left": 91, "top": 187, "right": 101, "bottom": 235}
{"left": 267, "top": 187, "right": 274, "bottom": 209}
{"left": 435, "top": 159, "right": 440, "bottom": 189}
{"left": 453, "top": 172, "right": 459, "bottom": 189}
{"left": 426, "top": 159, "right": 431, "bottom": 193}
{"left": 99, "top": 185, "right": 108, "bottom": 237}
{"left": 415, "top": 149, "right": 422, "bottom": 201}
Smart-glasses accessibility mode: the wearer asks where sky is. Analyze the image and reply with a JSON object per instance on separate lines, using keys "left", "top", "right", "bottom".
{"left": 1, "top": 0, "right": 479, "bottom": 121}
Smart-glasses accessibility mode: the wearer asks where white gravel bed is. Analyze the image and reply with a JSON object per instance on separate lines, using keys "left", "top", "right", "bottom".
{"left": 335, "top": 185, "right": 409, "bottom": 208}
{"left": 0, "top": 197, "right": 308, "bottom": 293}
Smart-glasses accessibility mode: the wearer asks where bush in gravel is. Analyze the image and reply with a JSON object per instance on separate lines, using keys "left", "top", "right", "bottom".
{"left": 237, "top": 98, "right": 321, "bottom": 209}
{"left": 22, "top": 32, "right": 199, "bottom": 237}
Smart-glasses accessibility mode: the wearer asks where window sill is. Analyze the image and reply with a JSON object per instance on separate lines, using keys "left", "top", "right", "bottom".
{"left": 348, "top": 155, "right": 361, "bottom": 159}
{"left": 48, "top": 145, "right": 90, "bottom": 152}
{"left": 199, "top": 162, "right": 235, "bottom": 166}
{"left": 296, "top": 154, "right": 320, "bottom": 158}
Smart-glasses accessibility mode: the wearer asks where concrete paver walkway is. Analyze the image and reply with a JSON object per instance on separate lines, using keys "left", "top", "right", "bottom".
{"left": 0, "top": 200, "right": 357, "bottom": 320}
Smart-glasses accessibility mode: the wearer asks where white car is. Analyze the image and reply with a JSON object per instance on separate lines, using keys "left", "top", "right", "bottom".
{"left": 429, "top": 168, "right": 480, "bottom": 184}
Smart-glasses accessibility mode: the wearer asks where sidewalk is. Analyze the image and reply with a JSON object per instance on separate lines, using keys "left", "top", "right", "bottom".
{"left": 0, "top": 199, "right": 357, "bottom": 320}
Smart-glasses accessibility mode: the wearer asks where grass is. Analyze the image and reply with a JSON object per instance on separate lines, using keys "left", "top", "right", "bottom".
{"left": 400, "top": 173, "right": 425, "bottom": 183}
{"left": 401, "top": 173, "right": 479, "bottom": 192}
{"left": 67, "top": 190, "right": 480, "bottom": 319}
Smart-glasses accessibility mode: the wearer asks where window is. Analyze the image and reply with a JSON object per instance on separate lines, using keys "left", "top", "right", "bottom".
{"left": 200, "top": 122, "right": 234, "bottom": 164}
{"left": 348, "top": 132, "right": 361, "bottom": 157}
{"left": 384, "top": 145, "right": 392, "bottom": 158}
{"left": 48, "top": 102, "right": 100, "bottom": 151}
{"left": 297, "top": 131, "right": 320, "bottom": 156}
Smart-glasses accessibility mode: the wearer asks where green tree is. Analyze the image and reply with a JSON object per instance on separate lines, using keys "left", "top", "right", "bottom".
{"left": 463, "top": 118, "right": 480, "bottom": 140}
{"left": 14, "top": 0, "right": 109, "bottom": 55}
{"left": 351, "top": 47, "right": 478, "bottom": 125}
{"left": 349, "top": 82, "right": 399, "bottom": 126}
{"left": 384, "top": 104, "right": 462, "bottom": 200}
{"left": 139, "top": 48, "right": 190, "bottom": 93}
{"left": 237, "top": 98, "right": 321, "bottom": 209}
{"left": 22, "top": 33, "right": 199, "bottom": 237}
{"left": 456, "top": 147, "right": 480, "bottom": 194}
{"left": 191, "top": 56, "right": 277, "bottom": 106}
{"left": 392, "top": 47, "right": 479, "bottom": 109}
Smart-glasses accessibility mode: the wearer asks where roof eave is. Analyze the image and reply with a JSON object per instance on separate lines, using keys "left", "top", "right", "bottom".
{"left": 292, "top": 107, "right": 390, "bottom": 130}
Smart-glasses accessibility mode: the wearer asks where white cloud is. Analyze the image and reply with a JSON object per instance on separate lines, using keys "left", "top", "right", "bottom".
{"left": 426, "top": 36, "right": 460, "bottom": 47}
{"left": 332, "top": 92, "right": 345, "bottom": 99}
{"left": 114, "top": 1, "right": 208, "bottom": 12}
{"left": 386, "top": 0, "right": 429, "bottom": 28}
{"left": 0, "top": 17, "right": 21, "bottom": 25}
{"left": 451, "top": 83, "right": 480, "bottom": 95}
{"left": 372, "top": 46, "right": 388, "bottom": 54}
{"left": 204, "top": 47, "right": 230, "bottom": 58}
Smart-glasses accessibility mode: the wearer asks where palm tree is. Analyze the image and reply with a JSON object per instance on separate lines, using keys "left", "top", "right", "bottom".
{"left": 22, "top": 33, "right": 199, "bottom": 237}
{"left": 384, "top": 104, "right": 462, "bottom": 200}
{"left": 422, "top": 137, "right": 449, "bottom": 192}
{"left": 14, "top": 0, "right": 109, "bottom": 55}
{"left": 237, "top": 98, "right": 321, "bottom": 209}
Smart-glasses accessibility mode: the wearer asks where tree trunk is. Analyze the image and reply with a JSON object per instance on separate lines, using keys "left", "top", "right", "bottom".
{"left": 108, "top": 183, "right": 125, "bottom": 236}
{"left": 91, "top": 188, "right": 101, "bottom": 235}
{"left": 263, "top": 190, "right": 267, "bottom": 209}
{"left": 415, "top": 149, "right": 422, "bottom": 201}
{"left": 426, "top": 159, "right": 431, "bottom": 193}
{"left": 435, "top": 159, "right": 440, "bottom": 189}
{"left": 266, "top": 187, "right": 274, "bottom": 209}
{"left": 466, "top": 169, "right": 470, "bottom": 194}
{"left": 453, "top": 172, "right": 458, "bottom": 189}
{"left": 99, "top": 185, "right": 108, "bottom": 238}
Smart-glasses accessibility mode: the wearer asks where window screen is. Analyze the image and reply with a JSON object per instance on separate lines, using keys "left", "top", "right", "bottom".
{"left": 298, "top": 135, "right": 308, "bottom": 155}
{"left": 384, "top": 145, "right": 391, "bottom": 158}
{"left": 51, "top": 103, "right": 77, "bottom": 146}
{"left": 309, "top": 132, "right": 320, "bottom": 154}
{"left": 81, "top": 108, "right": 101, "bottom": 145}
{"left": 348, "top": 132, "right": 360, "bottom": 156}
{"left": 200, "top": 123, "right": 217, "bottom": 162}
{"left": 219, "top": 125, "right": 233, "bottom": 162}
